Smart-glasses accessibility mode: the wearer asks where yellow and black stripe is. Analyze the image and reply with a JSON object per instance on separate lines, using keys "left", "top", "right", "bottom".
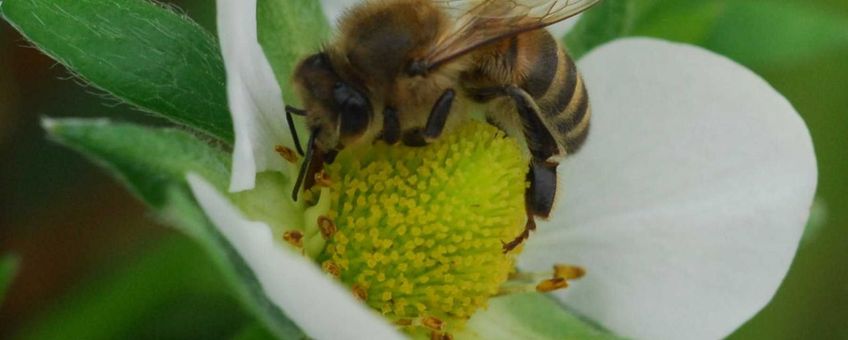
{"left": 519, "top": 31, "right": 590, "bottom": 156}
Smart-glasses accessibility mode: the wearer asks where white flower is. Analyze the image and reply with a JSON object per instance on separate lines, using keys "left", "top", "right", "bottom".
{"left": 189, "top": 1, "right": 817, "bottom": 339}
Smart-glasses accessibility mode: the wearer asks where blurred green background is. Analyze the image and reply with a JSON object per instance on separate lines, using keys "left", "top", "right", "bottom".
{"left": 0, "top": 0, "right": 846, "bottom": 338}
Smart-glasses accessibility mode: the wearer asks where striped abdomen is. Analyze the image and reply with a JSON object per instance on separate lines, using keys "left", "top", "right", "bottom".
{"left": 519, "top": 30, "right": 590, "bottom": 155}
{"left": 461, "top": 29, "right": 590, "bottom": 156}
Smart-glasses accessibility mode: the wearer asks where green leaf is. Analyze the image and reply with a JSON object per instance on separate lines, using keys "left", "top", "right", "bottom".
{"left": 624, "top": 1, "right": 848, "bottom": 69}
{"left": 43, "top": 118, "right": 231, "bottom": 204}
{"left": 257, "top": 0, "right": 331, "bottom": 104}
{"left": 563, "top": 0, "right": 670, "bottom": 59}
{"left": 0, "top": 254, "right": 20, "bottom": 305}
{"left": 565, "top": 0, "right": 637, "bottom": 59}
{"left": 462, "top": 293, "right": 621, "bottom": 339}
{"left": 801, "top": 198, "right": 828, "bottom": 246}
{"left": 234, "top": 322, "right": 277, "bottom": 340}
{"left": 702, "top": 1, "right": 848, "bottom": 68}
{"left": 1, "top": 0, "right": 233, "bottom": 142}
{"left": 44, "top": 118, "right": 305, "bottom": 339}
{"left": 630, "top": 1, "right": 727, "bottom": 44}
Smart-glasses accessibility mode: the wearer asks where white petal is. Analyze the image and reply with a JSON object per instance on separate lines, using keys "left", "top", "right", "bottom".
{"left": 520, "top": 38, "right": 816, "bottom": 340}
{"left": 217, "top": 0, "right": 294, "bottom": 192}
{"left": 187, "top": 174, "right": 403, "bottom": 340}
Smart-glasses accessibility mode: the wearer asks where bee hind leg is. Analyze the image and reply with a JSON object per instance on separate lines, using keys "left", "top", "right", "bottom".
{"left": 401, "top": 89, "right": 455, "bottom": 146}
{"left": 502, "top": 85, "right": 561, "bottom": 253}
{"left": 503, "top": 160, "right": 558, "bottom": 253}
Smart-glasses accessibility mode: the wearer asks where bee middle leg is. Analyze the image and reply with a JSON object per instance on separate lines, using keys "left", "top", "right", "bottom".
{"left": 502, "top": 85, "right": 560, "bottom": 252}
{"left": 401, "top": 89, "right": 455, "bottom": 146}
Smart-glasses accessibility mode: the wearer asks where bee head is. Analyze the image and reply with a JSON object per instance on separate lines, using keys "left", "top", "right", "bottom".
{"left": 293, "top": 52, "right": 373, "bottom": 151}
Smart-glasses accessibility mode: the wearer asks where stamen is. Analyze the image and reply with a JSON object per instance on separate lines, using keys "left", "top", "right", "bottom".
{"left": 395, "top": 319, "right": 414, "bottom": 327}
{"left": 496, "top": 285, "right": 533, "bottom": 296}
{"left": 499, "top": 264, "right": 585, "bottom": 295}
{"left": 421, "top": 316, "right": 445, "bottom": 331}
{"left": 275, "top": 145, "right": 299, "bottom": 163}
{"left": 554, "top": 264, "right": 586, "bottom": 280}
{"left": 314, "top": 170, "right": 332, "bottom": 187}
{"left": 317, "top": 215, "right": 337, "bottom": 240}
{"left": 322, "top": 260, "right": 341, "bottom": 278}
{"left": 352, "top": 284, "right": 368, "bottom": 302}
{"left": 509, "top": 264, "right": 586, "bottom": 281}
{"left": 536, "top": 277, "right": 568, "bottom": 292}
{"left": 282, "top": 230, "right": 304, "bottom": 248}
{"left": 430, "top": 331, "right": 453, "bottom": 340}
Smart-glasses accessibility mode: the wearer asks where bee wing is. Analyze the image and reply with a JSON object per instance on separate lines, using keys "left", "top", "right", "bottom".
{"left": 423, "top": 0, "right": 600, "bottom": 70}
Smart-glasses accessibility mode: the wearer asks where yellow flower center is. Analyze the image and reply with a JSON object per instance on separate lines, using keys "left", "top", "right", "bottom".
{"left": 316, "top": 121, "right": 528, "bottom": 334}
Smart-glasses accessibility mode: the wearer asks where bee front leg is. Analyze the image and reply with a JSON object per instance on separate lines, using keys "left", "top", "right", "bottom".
{"left": 422, "top": 89, "right": 455, "bottom": 141}
{"left": 401, "top": 89, "right": 455, "bottom": 146}
{"left": 503, "top": 85, "right": 561, "bottom": 252}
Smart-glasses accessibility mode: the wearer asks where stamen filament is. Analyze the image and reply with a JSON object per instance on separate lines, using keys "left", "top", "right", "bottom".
{"left": 499, "top": 264, "right": 585, "bottom": 295}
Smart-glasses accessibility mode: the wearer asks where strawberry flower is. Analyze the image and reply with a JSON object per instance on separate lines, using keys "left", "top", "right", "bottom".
{"left": 187, "top": 1, "right": 817, "bottom": 339}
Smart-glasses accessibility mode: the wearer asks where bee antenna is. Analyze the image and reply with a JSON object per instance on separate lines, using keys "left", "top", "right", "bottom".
{"left": 292, "top": 129, "right": 319, "bottom": 201}
{"left": 285, "top": 105, "right": 306, "bottom": 156}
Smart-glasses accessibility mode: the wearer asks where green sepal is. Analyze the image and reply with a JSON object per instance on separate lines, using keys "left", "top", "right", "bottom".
{"left": 257, "top": 0, "right": 331, "bottom": 104}
{"left": 256, "top": 0, "right": 332, "bottom": 148}
{"left": 1, "top": 0, "right": 233, "bottom": 142}
{"left": 43, "top": 118, "right": 305, "bottom": 339}
{"left": 462, "top": 293, "right": 621, "bottom": 339}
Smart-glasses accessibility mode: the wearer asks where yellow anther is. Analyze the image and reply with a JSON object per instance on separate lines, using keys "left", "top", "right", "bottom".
{"left": 395, "top": 319, "right": 414, "bottom": 327}
{"left": 352, "top": 284, "right": 368, "bottom": 302}
{"left": 322, "top": 260, "right": 341, "bottom": 278}
{"left": 317, "top": 215, "right": 337, "bottom": 240}
{"left": 274, "top": 145, "right": 299, "bottom": 163}
{"left": 421, "top": 316, "right": 445, "bottom": 331}
{"left": 282, "top": 230, "right": 303, "bottom": 248}
{"left": 554, "top": 264, "right": 586, "bottom": 280}
{"left": 536, "top": 277, "right": 569, "bottom": 293}
{"left": 430, "top": 331, "right": 454, "bottom": 340}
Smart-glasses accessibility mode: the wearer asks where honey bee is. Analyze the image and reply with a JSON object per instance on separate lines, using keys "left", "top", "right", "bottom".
{"left": 286, "top": 0, "right": 600, "bottom": 251}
